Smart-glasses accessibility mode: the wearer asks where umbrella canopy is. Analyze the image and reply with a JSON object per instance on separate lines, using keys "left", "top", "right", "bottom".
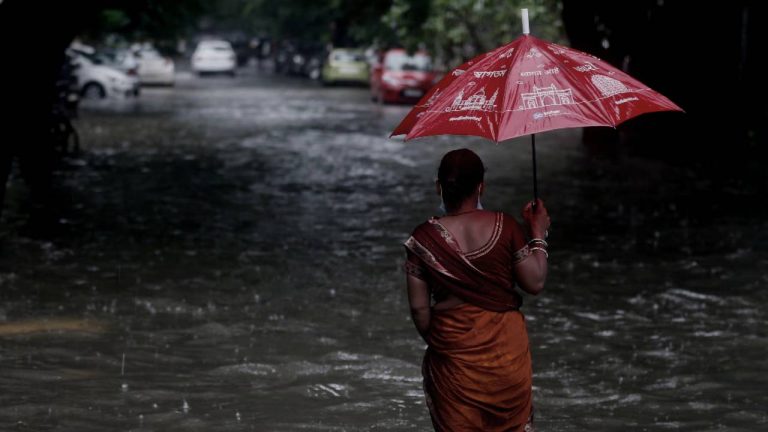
{"left": 392, "top": 34, "right": 683, "bottom": 142}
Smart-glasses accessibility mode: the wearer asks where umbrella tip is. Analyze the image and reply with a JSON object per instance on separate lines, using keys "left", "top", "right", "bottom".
{"left": 521, "top": 8, "right": 530, "bottom": 35}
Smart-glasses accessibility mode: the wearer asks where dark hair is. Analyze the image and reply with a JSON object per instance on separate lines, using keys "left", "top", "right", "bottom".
{"left": 438, "top": 148, "right": 485, "bottom": 210}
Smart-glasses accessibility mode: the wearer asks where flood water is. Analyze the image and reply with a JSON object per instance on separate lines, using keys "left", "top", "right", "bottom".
{"left": 1, "top": 70, "right": 767, "bottom": 431}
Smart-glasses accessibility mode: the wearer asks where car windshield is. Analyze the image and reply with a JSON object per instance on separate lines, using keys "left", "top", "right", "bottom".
{"left": 385, "top": 53, "right": 431, "bottom": 71}
{"left": 91, "top": 54, "right": 111, "bottom": 65}
{"left": 332, "top": 51, "right": 365, "bottom": 63}
{"left": 198, "top": 42, "right": 232, "bottom": 52}
{"left": 70, "top": 49, "right": 97, "bottom": 64}
{"left": 137, "top": 49, "right": 162, "bottom": 59}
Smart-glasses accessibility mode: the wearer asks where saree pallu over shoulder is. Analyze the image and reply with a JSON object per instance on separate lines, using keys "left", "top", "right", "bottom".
{"left": 403, "top": 218, "right": 522, "bottom": 312}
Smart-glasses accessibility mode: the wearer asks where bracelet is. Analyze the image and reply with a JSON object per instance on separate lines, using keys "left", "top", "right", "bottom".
{"left": 530, "top": 246, "right": 549, "bottom": 258}
{"left": 528, "top": 238, "right": 548, "bottom": 248}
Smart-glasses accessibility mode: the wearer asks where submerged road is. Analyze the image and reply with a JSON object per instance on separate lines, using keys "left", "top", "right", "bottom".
{"left": 1, "top": 69, "right": 766, "bottom": 431}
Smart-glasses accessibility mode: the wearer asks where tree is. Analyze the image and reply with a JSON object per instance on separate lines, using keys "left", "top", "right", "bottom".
{"left": 383, "top": 0, "right": 563, "bottom": 67}
{"left": 199, "top": 0, "right": 393, "bottom": 47}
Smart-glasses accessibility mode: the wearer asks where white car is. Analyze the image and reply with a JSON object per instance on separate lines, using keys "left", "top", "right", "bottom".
{"left": 69, "top": 50, "right": 139, "bottom": 99}
{"left": 191, "top": 40, "right": 236, "bottom": 75}
{"left": 135, "top": 48, "right": 175, "bottom": 86}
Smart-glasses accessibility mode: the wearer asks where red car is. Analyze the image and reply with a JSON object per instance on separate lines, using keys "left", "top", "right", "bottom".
{"left": 370, "top": 49, "right": 437, "bottom": 104}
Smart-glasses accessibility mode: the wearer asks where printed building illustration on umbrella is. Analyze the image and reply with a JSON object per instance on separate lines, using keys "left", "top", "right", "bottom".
{"left": 590, "top": 74, "right": 629, "bottom": 97}
{"left": 447, "top": 87, "right": 500, "bottom": 112}
{"left": 520, "top": 84, "right": 574, "bottom": 110}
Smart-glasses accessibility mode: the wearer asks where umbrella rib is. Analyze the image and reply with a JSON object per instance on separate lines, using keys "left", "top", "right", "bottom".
{"left": 498, "top": 36, "right": 531, "bottom": 140}
{"left": 552, "top": 47, "right": 619, "bottom": 127}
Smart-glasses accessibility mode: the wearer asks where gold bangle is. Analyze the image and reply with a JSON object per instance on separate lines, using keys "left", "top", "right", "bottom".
{"left": 530, "top": 246, "right": 549, "bottom": 259}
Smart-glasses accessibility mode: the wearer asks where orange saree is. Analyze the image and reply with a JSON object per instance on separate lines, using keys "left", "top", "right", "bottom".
{"left": 405, "top": 212, "right": 535, "bottom": 431}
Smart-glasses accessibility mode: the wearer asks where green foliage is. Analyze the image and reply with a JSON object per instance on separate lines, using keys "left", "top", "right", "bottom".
{"left": 384, "top": 0, "right": 563, "bottom": 67}
{"left": 100, "top": 9, "right": 131, "bottom": 31}
{"left": 80, "top": 0, "right": 208, "bottom": 42}
{"left": 175, "top": 0, "right": 391, "bottom": 47}
{"left": 78, "top": 0, "right": 563, "bottom": 61}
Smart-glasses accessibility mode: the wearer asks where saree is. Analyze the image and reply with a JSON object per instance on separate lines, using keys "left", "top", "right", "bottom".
{"left": 404, "top": 212, "right": 535, "bottom": 431}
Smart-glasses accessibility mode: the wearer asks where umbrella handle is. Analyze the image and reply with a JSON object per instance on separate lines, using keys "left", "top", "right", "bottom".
{"left": 531, "top": 133, "right": 538, "bottom": 209}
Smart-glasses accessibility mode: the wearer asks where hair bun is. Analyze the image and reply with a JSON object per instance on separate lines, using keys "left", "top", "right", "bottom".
{"left": 437, "top": 149, "right": 485, "bottom": 209}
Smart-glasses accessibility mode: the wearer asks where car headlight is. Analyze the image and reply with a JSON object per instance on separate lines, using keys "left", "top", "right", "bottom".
{"left": 382, "top": 75, "right": 400, "bottom": 86}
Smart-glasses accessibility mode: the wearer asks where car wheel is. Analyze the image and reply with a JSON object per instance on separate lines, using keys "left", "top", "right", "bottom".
{"left": 82, "top": 83, "right": 106, "bottom": 99}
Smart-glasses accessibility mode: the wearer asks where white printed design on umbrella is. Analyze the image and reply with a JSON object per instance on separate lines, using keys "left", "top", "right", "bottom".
{"left": 473, "top": 70, "right": 507, "bottom": 78}
{"left": 591, "top": 74, "right": 630, "bottom": 97}
{"left": 423, "top": 89, "right": 441, "bottom": 107}
{"left": 520, "top": 84, "right": 574, "bottom": 110}
{"left": 546, "top": 45, "right": 569, "bottom": 55}
{"left": 525, "top": 48, "right": 543, "bottom": 59}
{"left": 499, "top": 48, "right": 515, "bottom": 59}
{"left": 574, "top": 62, "right": 598, "bottom": 72}
{"left": 446, "top": 87, "right": 499, "bottom": 112}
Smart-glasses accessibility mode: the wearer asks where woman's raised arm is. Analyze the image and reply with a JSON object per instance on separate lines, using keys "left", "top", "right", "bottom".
{"left": 514, "top": 199, "right": 551, "bottom": 295}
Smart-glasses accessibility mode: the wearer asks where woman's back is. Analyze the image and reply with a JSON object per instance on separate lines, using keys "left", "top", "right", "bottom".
{"left": 430, "top": 210, "right": 528, "bottom": 291}
{"left": 434, "top": 210, "right": 498, "bottom": 253}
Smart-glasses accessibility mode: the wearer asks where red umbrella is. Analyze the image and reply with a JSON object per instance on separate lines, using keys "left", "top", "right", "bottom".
{"left": 392, "top": 9, "right": 683, "bottom": 202}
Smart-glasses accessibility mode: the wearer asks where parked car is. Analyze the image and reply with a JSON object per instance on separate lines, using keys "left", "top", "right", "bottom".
{"left": 274, "top": 40, "right": 324, "bottom": 79}
{"left": 191, "top": 40, "right": 236, "bottom": 76}
{"left": 370, "top": 49, "right": 437, "bottom": 103}
{"left": 91, "top": 48, "right": 138, "bottom": 75}
{"left": 135, "top": 48, "right": 175, "bottom": 86}
{"left": 321, "top": 48, "right": 369, "bottom": 86}
{"left": 304, "top": 51, "right": 324, "bottom": 81}
{"left": 68, "top": 49, "right": 139, "bottom": 99}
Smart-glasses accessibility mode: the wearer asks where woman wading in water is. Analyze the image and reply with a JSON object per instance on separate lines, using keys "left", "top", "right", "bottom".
{"left": 404, "top": 148, "right": 550, "bottom": 431}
